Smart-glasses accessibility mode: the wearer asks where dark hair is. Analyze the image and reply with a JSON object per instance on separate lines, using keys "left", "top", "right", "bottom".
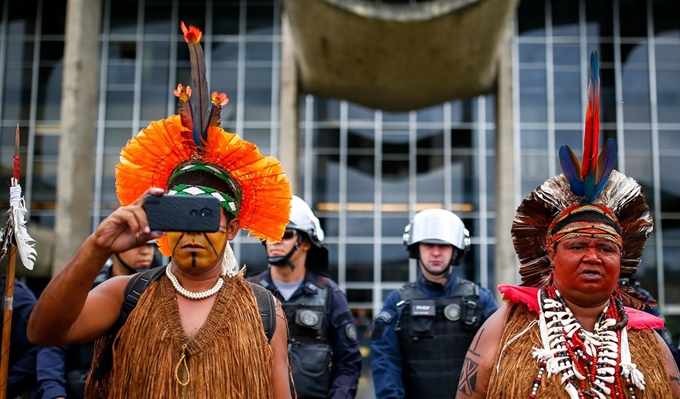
{"left": 550, "top": 210, "right": 622, "bottom": 236}
{"left": 167, "top": 168, "right": 240, "bottom": 221}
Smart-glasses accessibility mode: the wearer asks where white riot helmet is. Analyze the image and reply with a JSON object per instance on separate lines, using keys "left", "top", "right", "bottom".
{"left": 403, "top": 209, "right": 470, "bottom": 266}
{"left": 267, "top": 196, "right": 329, "bottom": 271}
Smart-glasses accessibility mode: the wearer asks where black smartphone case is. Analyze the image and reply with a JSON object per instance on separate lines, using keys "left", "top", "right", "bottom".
{"left": 143, "top": 195, "right": 221, "bottom": 232}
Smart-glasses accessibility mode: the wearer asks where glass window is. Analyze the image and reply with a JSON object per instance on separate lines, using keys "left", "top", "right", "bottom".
{"left": 104, "top": 128, "right": 133, "bottom": 150}
{"left": 243, "top": 67, "right": 272, "bottom": 121}
{"left": 105, "top": 90, "right": 134, "bottom": 121}
{"left": 34, "top": 135, "right": 59, "bottom": 157}
{"left": 348, "top": 129, "right": 375, "bottom": 152}
{"left": 41, "top": 3, "right": 65, "bottom": 36}
{"left": 663, "top": 241, "right": 680, "bottom": 303}
{"left": 144, "top": 4, "right": 173, "bottom": 35}
{"left": 519, "top": 68, "right": 547, "bottom": 123}
{"left": 381, "top": 244, "right": 409, "bottom": 282}
{"left": 554, "top": 70, "right": 582, "bottom": 123}
{"left": 178, "top": 3, "right": 206, "bottom": 35}
{"left": 108, "top": 62, "right": 136, "bottom": 86}
{"left": 3, "top": 66, "right": 33, "bottom": 121}
{"left": 246, "top": 3, "right": 274, "bottom": 35}
{"left": 348, "top": 102, "right": 374, "bottom": 122}
{"left": 416, "top": 162, "right": 444, "bottom": 205}
{"left": 618, "top": 0, "right": 647, "bottom": 38}
{"left": 347, "top": 214, "right": 374, "bottom": 236}
{"left": 585, "top": 2, "right": 613, "bottom": 38}
{"left": 517, "top": 0, "right": 546, "bottom": 37}
{"left": 621, "top": 67, "right": 650, "bottom": 124}
{"left": 346, "top": 289, "right": 373, "bottom": 304}
{"left": 37, "top": 65, "right": 63, "bottom": 121}
{"left": 213, "top": 4, "right": 241, "bottom": 36}
{"left": 108, "top": 41, "right": 136, "bottom": 62}
{"left": 449, "top": 100, "right": 475, "bottom": 124}
{"left": 210, "top": 67, "right": 238, "bottom": 124}
{"left": 245, "top": 41, "right": 272, "bottom": 62}
{"left": 346, "top": 244, "right": 374, "bottom": 282}
{"left": 347, "top": 155, "right": 375, "bottom": 198}
{"left": 313, "top": 154, "right": 340, "bottom": 203}
{"left": 519, "top": 43, "right": 546, "bottom": 65}
{"left": 653, "top": 1, "right": 680, "bottom": 39}
{"left": 1, "top": 125, "right": 29, "bottom": 148}
{"left": 31, "top": 159, "right": 58, "bottom": 206}
{"left": 7, "top": 5, "right": 36, "bottom": 36}
{"left": 659, "top": 156, "right": 680, "bottom": 213}
{"left": 242, "top": 128, "right": 271, "bottom": 149}
{"left": 451, "top": 154, "right": 474, "bottom": 206}
{"left": 143, "top": 41, "right": 171, "bottom": 63}
{"left": 553, "top": 44, "right": 580, "bottom": 66}
{"left": 314, "top": 128, "right": 341, "bottom": 150}
{"left": 521, "top": 130, "right": 548, "bottom": 150}
{"left": 416, "top": 104, "right": 443, "bottom": 124}
{"left": 109, "top": 1, "right": 137, "bottom": 34}
{"left": 212, "top": 42, "right": 239, "bottom": 63}
{"left": 521, "top": 154, "right": 550, "bottom": 181}
{"left": 141, "top": 66, "right": 170, "bottom": 121}
{"left": 551, "top": 1, "right": 579, "bottom": 37}
{"left": 656, "top": 69, "right": 680, "bottom": 124}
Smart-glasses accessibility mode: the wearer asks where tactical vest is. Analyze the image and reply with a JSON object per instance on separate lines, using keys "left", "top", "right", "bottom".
{"left": 396, "top": 279, "right": 483, "bottom": 399}
{"left": 258, "top": 274, "right": 333, "bottom": 399}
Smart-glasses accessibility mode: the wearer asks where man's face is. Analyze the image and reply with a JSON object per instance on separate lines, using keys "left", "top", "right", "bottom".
{"left": 549, "top": 222, "right": 621, "bottom": 307}
{"left": 418, "top": 243, "right": 454, "bottom": 277}
{"left": 266, "top": 228, "right": 309, "bottom": 265}
{"left": 167, "top": 211, "right": 239, "bottom": 270}
{"left": 118, "top": 243, "right": 156, "bottom": 270}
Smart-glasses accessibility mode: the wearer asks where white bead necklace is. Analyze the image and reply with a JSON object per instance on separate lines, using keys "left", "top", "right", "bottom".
{"left": 165, "top": 264, "right": 224, "bottom": 300}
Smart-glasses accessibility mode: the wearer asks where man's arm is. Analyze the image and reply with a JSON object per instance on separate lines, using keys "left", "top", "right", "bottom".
{"left": 27, "top": 188, "right": 162, "bottom": 346}
{"left": 369, "top": 291, "right": 405, "bottom": 399}
{"left": 271, "top": 302, "right": 292, "bottom": 399}
{"left": 455, "top": 302, "right": 508, "bottom": 399}
{"left": 326, "top": 286, "right": 362, "bottom": 399}
{"left": 36, "top": 345, "right": 68, "bottom": 399}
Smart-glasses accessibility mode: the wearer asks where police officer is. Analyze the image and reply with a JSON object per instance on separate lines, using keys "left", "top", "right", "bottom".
{"left": 370, "top": 209, "right": 498, "bottom": 399}
{"left": 249, "top": 196, "right": 362, "bottom": 399}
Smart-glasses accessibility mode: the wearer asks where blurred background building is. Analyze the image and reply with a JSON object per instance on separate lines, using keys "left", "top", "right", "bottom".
{"left": 1, "top": 0, "right": 679, "bottom": 396}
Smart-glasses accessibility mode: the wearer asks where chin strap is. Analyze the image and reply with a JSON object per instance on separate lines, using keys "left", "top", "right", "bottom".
{"left": 115, "top": 254, "right": 148, "bottom": 275}
{"left": 267, "top": 238, "right": 301, "bottom": 271}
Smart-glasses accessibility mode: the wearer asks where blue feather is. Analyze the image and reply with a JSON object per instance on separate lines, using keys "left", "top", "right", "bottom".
{"left": 590, "top": 138, "right": 618, "bottom": 200}
{"left": 559, "top": 145, "right": 584, "bottom": 197}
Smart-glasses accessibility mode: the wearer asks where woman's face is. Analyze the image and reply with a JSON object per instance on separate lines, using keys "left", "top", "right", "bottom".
{"left": 548, "top": 222, "right": 621, "bottom": 307}
{"left": 167, "top": 210, "right": 240, "bottom": 271}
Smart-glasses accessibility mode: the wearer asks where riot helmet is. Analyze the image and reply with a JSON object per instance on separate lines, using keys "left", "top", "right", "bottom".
{"left": 403, "top": 209, "right": 470, "bottom": 267}
{"left": 267, "top": 196, "right": 329, "bottom": 272}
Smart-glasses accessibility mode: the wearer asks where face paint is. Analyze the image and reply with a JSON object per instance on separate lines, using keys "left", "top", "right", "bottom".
{"left": 167, "top": 211, "right": 229, "bottom": 271}
{"left": 549, "top": 222, "right": 621, "bottom": 306}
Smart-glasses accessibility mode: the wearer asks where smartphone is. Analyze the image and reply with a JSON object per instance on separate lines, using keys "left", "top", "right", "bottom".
{"left": 144, "top": 194, "right": 221, "bottom": 232}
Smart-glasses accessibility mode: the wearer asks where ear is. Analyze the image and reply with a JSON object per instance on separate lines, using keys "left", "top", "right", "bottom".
{"left": 547, "top": 244, "right": 556, "bottom": 266}
{"left": 297, "top": 236, "right": 312, "bottom": 252}
{"left": 226, "top": 218, "right": 240, "bottom": 240}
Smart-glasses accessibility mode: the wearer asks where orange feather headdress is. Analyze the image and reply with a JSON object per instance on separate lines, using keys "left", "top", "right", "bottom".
{"left": 115, "top": 22, "right": 291, "bottom": 257}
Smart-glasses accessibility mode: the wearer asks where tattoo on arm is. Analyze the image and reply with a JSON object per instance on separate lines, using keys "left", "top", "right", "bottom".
{"left": 457, "top": 328, "right": 486, "bottom": 396}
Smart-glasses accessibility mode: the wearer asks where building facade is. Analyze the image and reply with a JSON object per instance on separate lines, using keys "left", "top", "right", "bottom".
{"left": 1, "top": 0, "right": 679, "bottom": 338}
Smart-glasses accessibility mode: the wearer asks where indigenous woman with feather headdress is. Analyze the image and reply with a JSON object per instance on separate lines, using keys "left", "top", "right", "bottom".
{"left": 27, "top": 22, "right": 292, "bottom": 399}
{"left": 455, "top": 52, "right": 680, "bottom": 399}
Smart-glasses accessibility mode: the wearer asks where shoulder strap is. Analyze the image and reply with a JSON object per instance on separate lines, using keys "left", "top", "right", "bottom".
{"left": 451, "top": 279, "right": 483, "bottom": 331}
{"left": 451, "top": 279, "right": 478, "bottom": 298}
{"left": 397, "top": 281, "right": 422, "bottom": 302}
{"left": 248, "top": 282, "right": 277, "bottom": 342}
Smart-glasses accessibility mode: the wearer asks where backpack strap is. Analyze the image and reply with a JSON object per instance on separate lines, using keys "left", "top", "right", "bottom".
{"left": 248, "top": 282, "right": 277, "bottom": 342}
{"left": 452, "top": 279, "right": 483, "bottom": 331}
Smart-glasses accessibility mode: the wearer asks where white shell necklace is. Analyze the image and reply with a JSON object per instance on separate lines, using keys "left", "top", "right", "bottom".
{"left": 165, "top": 264, "right": 224, "bottom": 300}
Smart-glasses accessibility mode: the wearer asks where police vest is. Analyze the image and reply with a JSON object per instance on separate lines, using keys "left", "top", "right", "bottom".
{"left": 259, "top": 274, "right": 333, "bottom": 399}
{"left": 396, "top": 279, "right": 483, "bottom": 399}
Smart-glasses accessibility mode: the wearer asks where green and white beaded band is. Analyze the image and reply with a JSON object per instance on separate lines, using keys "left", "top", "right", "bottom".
{"left": 167, "top": 184, "right": 238, "bottom": 217}
{"left": 170, "top": 163, "right": 242, "bottom": 206}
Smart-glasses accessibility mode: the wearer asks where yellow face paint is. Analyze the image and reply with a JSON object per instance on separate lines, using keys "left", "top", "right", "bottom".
{"left": 167, "top": 211, "right": 228, "bottom": 271}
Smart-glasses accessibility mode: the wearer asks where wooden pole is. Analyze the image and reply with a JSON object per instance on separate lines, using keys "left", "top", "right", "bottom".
{"left": 0, "top": 246, "right": 17, "bottom": 399}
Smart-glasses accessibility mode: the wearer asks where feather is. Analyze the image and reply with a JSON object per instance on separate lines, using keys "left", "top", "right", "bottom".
{"left": 559, "top": 145, "right": 584, "bottom": 197}
{"left": 173, "top": 83, "right": 193, "bottom": 137}
{"left": 8, "top": 185, "right": 36, "bottom": 269}
{"left": 208, "top": 92, "right": 229, "bottom": 129}
{"left": 592, "top": 138, "right": 618, "bottom": 201}
{"left": 582, "top": 51, "right": 600, "bottom": 181}
{"left": 181, "top": 22, "right": 209, "bottom": 146}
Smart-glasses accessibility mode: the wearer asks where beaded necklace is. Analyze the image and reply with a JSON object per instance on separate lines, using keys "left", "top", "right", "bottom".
{"left": 165, "top": 265, "right": 224, "bottom": 300}
{"left": 530, "top": 286, "right": 645, "bottom": 399}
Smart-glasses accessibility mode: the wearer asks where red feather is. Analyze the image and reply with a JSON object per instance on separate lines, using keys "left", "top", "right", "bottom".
{"left": 582, "top": 53, "right": 600, "bottom": 180}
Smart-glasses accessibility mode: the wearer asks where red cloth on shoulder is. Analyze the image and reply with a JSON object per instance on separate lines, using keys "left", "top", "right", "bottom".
{"left": 497, "top": 284, "right": 664, "bottom": 330}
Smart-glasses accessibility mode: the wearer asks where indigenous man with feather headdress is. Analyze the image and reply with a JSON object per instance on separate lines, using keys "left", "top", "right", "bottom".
{"left": 26, "top": 22, "right": 292, "bottom": 399}
{"left": 455, "top": 52, "right": 680, "bottom": 399}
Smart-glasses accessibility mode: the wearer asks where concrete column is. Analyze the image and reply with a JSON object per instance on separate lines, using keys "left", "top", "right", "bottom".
{"left": 278, "top": 11, "right": 300, "bottom": 195}
{"left": 52, "top": 0, "right": 102, "bottom": 275}
{"left": 494, "top": 20, "right": 517, "bottom": 295}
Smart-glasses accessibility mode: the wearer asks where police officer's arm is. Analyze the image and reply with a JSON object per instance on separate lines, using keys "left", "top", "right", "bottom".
{"left": 327, "top": 286, "right": 363, "bottom": 399}
{"left": 272, "top": 301, "right": 293, "bottom": 399}
{"left": 369, "top": 292, "right": 405, "bottom": 399}
{"left": 36, "top": 345, "right": 68, "bottom": 399}
{"left": 28, "top": 189, "right": 162, "bottom": 346}
{"left": 455, "top": 302, "right": 508, "bottom": 399}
